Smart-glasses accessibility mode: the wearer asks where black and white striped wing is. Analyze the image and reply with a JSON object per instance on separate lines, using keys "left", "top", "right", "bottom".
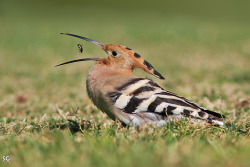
{"left": 110, "top": 78, "right": 224, "bottom": 125}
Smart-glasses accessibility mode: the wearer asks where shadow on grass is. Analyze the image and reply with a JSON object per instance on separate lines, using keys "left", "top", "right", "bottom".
{"left": 49, "top": 119, "right": 92, "bottom": 134}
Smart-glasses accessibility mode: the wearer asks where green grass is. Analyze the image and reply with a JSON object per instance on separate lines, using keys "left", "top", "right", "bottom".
{"left": 0, "top": 1, "right": 250, "bottom": 167}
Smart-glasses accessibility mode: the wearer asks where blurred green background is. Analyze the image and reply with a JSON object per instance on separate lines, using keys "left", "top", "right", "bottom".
{"left": 1, "top": 0, "right": 249, "bottom": 103}
{"left": 1, "top": 0, "right": 250, "bottom": 92}
{"left": 0, "top": 1, "right": 249, "bottom": 167}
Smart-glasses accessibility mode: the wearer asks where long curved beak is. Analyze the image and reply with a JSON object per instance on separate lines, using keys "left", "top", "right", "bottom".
{"left": 55, "top": 58, "right": 101, "bottom": 67}
{"left": 56, "top": 33, "right": 104, "bottom": 67}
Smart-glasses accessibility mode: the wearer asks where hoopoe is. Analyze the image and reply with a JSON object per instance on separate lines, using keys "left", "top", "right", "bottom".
{"left": 56, "top": 33, "right": 226, "bottom": 128}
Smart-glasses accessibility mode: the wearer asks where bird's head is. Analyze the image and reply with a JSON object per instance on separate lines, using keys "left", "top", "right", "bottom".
{"left": 56, "top": 33, "right": 165, "bottom": 80}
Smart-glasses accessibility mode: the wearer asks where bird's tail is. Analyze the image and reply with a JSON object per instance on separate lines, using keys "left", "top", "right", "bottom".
{"left": 202, "top": 109, "right": 225, "bottom": 127}
{"left": 197, "top": 109, "right": 247, "bottom": 133}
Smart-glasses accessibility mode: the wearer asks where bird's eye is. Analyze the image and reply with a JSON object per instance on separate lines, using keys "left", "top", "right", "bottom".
{"left": 112, "top": 51, "right": 118, "bottom": 57}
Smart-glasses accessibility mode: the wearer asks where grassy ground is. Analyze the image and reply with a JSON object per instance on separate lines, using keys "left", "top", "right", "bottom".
{"left": 0, "top": 1, "right": 249, "bottom": 167}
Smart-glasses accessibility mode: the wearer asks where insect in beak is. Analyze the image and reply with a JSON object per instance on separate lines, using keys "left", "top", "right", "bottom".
{"left": 55, "top": 33, "right": 104, "bottom": 67}
{"left": 78, "top": 44, "right": 83, "bottom": 53}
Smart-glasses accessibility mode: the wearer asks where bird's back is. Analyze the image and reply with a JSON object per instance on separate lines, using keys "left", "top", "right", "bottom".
{"left": 90, "top": 74, "right": 225, "bottom": 127}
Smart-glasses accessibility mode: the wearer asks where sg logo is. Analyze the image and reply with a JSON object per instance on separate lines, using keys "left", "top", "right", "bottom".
{"left": 2, "top": 156, "right": 10, "bottom": 162}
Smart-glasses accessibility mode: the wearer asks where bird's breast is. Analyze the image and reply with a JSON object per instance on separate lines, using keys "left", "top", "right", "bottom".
{"left": 86, "top": 65, "right": 117, "bottom": 120}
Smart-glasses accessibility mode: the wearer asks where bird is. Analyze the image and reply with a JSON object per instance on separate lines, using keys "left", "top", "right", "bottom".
{"left": 56, "top": 33, "right": 226, "bottom": 128}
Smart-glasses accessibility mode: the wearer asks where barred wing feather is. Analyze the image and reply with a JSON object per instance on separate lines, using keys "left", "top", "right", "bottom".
{"left": 109, "top": 78, "right": 225, "bottom": 126}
